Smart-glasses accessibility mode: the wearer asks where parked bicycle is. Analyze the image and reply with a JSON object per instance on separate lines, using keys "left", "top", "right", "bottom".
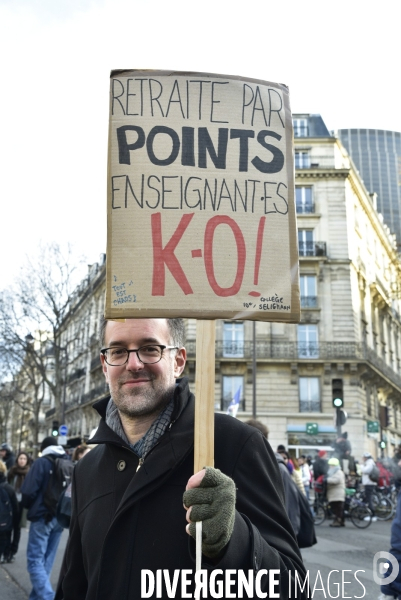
{"left": 313, "top": 488, "right": 372, "bottom": 528}
{"left": 371, "top": 487, "right": 395, "bottom": 521}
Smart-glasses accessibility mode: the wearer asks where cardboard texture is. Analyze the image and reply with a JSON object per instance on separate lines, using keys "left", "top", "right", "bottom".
{"left": 106, "top": 70, "right": 300, "bottom": 322}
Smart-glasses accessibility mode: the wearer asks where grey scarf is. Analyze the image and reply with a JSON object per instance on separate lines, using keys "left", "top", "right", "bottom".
{"left": 105, "top": 397, "right": 175, "bottom": 459}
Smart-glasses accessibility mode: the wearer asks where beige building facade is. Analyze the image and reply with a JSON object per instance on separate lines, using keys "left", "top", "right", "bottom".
{"left": 44, "top": 115, "right": 401, "bottom": 462}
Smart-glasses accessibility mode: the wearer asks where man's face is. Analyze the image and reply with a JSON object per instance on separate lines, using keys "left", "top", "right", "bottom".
{"left": 0, "top": 450, "right": 6, "bottom": 458}
{"left": 100, "top": 319, "right": 186, "bottom": 419}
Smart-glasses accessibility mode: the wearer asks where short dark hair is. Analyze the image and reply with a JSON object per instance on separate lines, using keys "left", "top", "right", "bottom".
{"left": 99, "top": 317, "right": 186, "bottom": 348}
{"left": 245, "top": 419, "right": 268, "bottom": 438}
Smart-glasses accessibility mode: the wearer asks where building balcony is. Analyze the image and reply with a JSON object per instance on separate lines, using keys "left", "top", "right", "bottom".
{"left": 80, "top": 382, "right": 109, "bottom": 406}
{"left": 184, "top": 341, "right": 401, "bottom": 391}
{"left": 298, "top": 241, "right": 327, "bottom": 257}
{"left": 67, "top": 368, "right": 86, "bottom": 384}
{"left": 300, "top": 296, "right": 318, "bottom": 308}
{"left": 296, "top": 201, "right": 315, "bottom": 214}
{"left": 295, "top": 155, "right": 349, "bottom": 170}
{"left": 45, "top": 407, "right": 56, "bottom": 419}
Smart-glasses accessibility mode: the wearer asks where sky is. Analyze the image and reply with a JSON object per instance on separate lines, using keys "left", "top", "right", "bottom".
{"left": 0, "top": 0, "right": 399, "bottom": 288}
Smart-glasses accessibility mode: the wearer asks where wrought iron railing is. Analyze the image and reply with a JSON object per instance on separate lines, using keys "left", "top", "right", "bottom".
{"left": 295, "top": 155, "right": 349, "bottom": 169}
{"left": 80, "top": 382, "right": 109, "bottom": 406}
{"left": 185, "top": 341, "right": 401, "bottom": 390}
{"left": 299, "top": 241, "right": 327, "bottom": 257}
{"left": 300, "top": 296, "right": 318, "bottom": 308}
{"left": 296, "top": 202, "right": 315, "bottom": 214}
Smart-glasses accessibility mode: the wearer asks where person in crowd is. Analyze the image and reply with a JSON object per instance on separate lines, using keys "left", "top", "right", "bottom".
{"left": 245, "top": 419, "right": 268, "bottom": 439}
{"left": 21, "top": 436, "right": 69, "bottom": 600}
{"left": 378, "top": 459, "right": 401, "bottom": 600}
{"left": 275, "top": 451, "right": 300, "bottom": 537}
{"left": 313, "top": 450, "right": 329, "bottom": 480}
{"left": 325, "top": 457, "right": 346, "bottom": 527}
{"left": 6, "top": 451, "right": 31, "bottom": 562}
{"left": 333, "top": 431, "right": 352, "bottom": 458}
{"left": 298, "top": 455, "right": 312, "bottom": 501}
{"left": 71, "top": 444, "right": 91, "bottom": 463}
{"left": 0, "top": 460, "right": 19, "bottom": 563}
{"left": 57, "top": 444, "right": 92, "bottom": 529}
{"left": 361, "top": 451, "right": 378, "bottom": 522}
{"left": 390, "top": 448, "right": 401, "bottom": 493}
{"left": 291, "top": 456, "right": 306, "bottom": 496}
{"left": 1, "top": 443, "right": 16, "bottom": 471}
{"left": 277, "top": 446, "right": 294, "bottom": 474}
{"left": 56, "top": 317, "right": 307, "bottom": 599}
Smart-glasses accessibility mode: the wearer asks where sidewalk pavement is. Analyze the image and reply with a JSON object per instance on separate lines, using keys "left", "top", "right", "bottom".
{"left": 0, "top": 525, "right": 69, "bottom": 599}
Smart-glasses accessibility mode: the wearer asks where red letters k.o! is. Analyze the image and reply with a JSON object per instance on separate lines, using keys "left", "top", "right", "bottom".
{"left": 151, "top": 213, "right": 194, "bottom": 296}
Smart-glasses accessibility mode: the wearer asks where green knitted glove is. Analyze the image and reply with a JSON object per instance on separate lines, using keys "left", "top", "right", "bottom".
{"left": 183, "top": 467, "right": 236, "bottom": 558}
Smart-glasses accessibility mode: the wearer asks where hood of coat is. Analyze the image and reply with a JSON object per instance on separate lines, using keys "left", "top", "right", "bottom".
{"left": 327, "top": 465, "right": 341, "bottom": 477}
{"left": 275, "top": 452, "right": 286, "bottom": 466}
{"left": 41, "top": 445, "right": 66, "bottom": 457}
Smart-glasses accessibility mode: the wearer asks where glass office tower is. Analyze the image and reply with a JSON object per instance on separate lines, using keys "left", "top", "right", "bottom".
{"left": 338, "top": 129, "right": 401, "bottom": 248}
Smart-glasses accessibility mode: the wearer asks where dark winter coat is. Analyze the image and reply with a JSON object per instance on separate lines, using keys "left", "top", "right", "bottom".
{"left": 21, "top": 449, "right": 68, "bottom": 521}
{"left": 313, "top": 457, "right": 328, "bottom": 479}
{"left": 0, "top": 473, "right": 19, "bottom": 551}
{"left": 275, "top": 453, "right": 301, "bottom": 535}
{"left": 381, "top": 489, "right": 401, "bottom": 597}
{"left": 2, "top": 451, "right": 16, "bottom": 471}
{"left": 7, "top": 463, "right": 30, "bottom": 495}
{"left": 57, "top": 378, "right": 307, "bottom": 600}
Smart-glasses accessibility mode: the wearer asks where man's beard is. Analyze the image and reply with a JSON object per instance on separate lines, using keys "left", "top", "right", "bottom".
{"left": 110, "top": 372, "right": 175, "bottom": 419}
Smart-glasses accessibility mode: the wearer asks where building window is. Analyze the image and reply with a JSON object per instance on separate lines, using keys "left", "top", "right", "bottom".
{"left": 298, "top": 324, "right": 319, "bottom": 358}
{"left": 296, "top": 187, "right": 313, "bottom": 213}
{"left": 299, "top": 377, "right": 320, "bottom": 412}
{"left": 223, "top": 322, "right": 244, "bottom": 357}
{"left": 220, "top": 375, "right": 244, "bottom": 412}
{"left": 298, "top": 229, "right": 314, "bottom": 256}
{"left": 295, "top": 151, "right": 310, "bottom": 169}
{"left": 293, "top": 118, "right": 308, "bottom": 137}
{"left": 300, "top": 275, "right": 317, "bottom": 308}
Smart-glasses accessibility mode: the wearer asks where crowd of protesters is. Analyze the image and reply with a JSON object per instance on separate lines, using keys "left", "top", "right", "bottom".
{"left": 0, "top": 442, "right": 91, "bottom": 567}
{"left": 3, "top": 432, "right": 401, "bottom": 600}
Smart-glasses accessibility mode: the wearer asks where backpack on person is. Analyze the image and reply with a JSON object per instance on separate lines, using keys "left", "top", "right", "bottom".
{"left": 43, "top": 456, "right": 74, "bottom": 519}
{"left": 369, "top": 464, "right": 380, "bottom": 483}
{"left": 0, "top": 484, "right": 13, "bottom": 532}
{"left": 56, "top": 482, "right": 72, "bottom": 529}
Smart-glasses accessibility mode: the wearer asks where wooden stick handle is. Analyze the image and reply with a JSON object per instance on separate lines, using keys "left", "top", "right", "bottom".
{"left": 194, "top": 320, "right": 215, "bottom": 472}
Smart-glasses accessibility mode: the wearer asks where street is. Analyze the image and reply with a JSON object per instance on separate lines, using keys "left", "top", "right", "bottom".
{"left": 0, "top": 519, "right": 392, "bottom": 599}
{"left": 0, "top": 527, "right": 68, "bottom": 600}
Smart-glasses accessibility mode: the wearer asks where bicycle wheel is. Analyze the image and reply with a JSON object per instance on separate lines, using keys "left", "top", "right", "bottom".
{"left": 350, "top": 505, "right": 372, "bottom": 528}
{"left": 374, "top": 497, "right": 394, "bottom": 521}
{"left": 313, "top": 502, "right": 326, "bottom": 525}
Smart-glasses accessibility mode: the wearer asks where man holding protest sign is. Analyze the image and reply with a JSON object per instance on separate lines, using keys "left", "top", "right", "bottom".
{"left": 56, "top": 316, "right": 307, "bottom": 599}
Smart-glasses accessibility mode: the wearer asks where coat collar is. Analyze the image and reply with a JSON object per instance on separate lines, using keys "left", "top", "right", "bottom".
{"left": 110, "top": 378, "right": 195, "bottom": 520}
{"left": 88, "top": 377, "right": 195, "bottom": 514}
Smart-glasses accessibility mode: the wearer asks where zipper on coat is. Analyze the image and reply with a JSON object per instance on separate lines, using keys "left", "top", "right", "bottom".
{"left": 136, "top": 458, "right": 144, "bottom": 472}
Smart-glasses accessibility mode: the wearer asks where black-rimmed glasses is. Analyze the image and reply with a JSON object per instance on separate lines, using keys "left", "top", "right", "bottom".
{"left": 100, "top": 345, "right": 178, "bottom": 366}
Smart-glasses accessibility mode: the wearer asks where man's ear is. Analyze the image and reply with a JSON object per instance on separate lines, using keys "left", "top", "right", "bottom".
{"left": 100, "top": 353, "right": 110, "bottom": 384}
{"left": 174, "top": 347, "right": 187, "bottom": 378}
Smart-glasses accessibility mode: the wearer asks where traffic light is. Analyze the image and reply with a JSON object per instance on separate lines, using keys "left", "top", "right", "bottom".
{"left": 380, "top": 440, "right": 387, "bottom": 449}
{"left": 52, "top": 420, "right": 59, "bottom": 437}
{"left": 332, "top": 379, "right": 344, "bottom": 408}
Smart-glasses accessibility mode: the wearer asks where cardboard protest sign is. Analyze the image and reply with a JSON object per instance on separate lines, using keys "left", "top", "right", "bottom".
{"left": 106, "top": 70, "right": 299, "bottom": 322}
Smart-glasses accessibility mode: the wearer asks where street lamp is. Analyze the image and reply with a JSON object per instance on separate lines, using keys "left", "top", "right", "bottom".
{"left": 52, "top": 342, "right": 68, "bottom": 426}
